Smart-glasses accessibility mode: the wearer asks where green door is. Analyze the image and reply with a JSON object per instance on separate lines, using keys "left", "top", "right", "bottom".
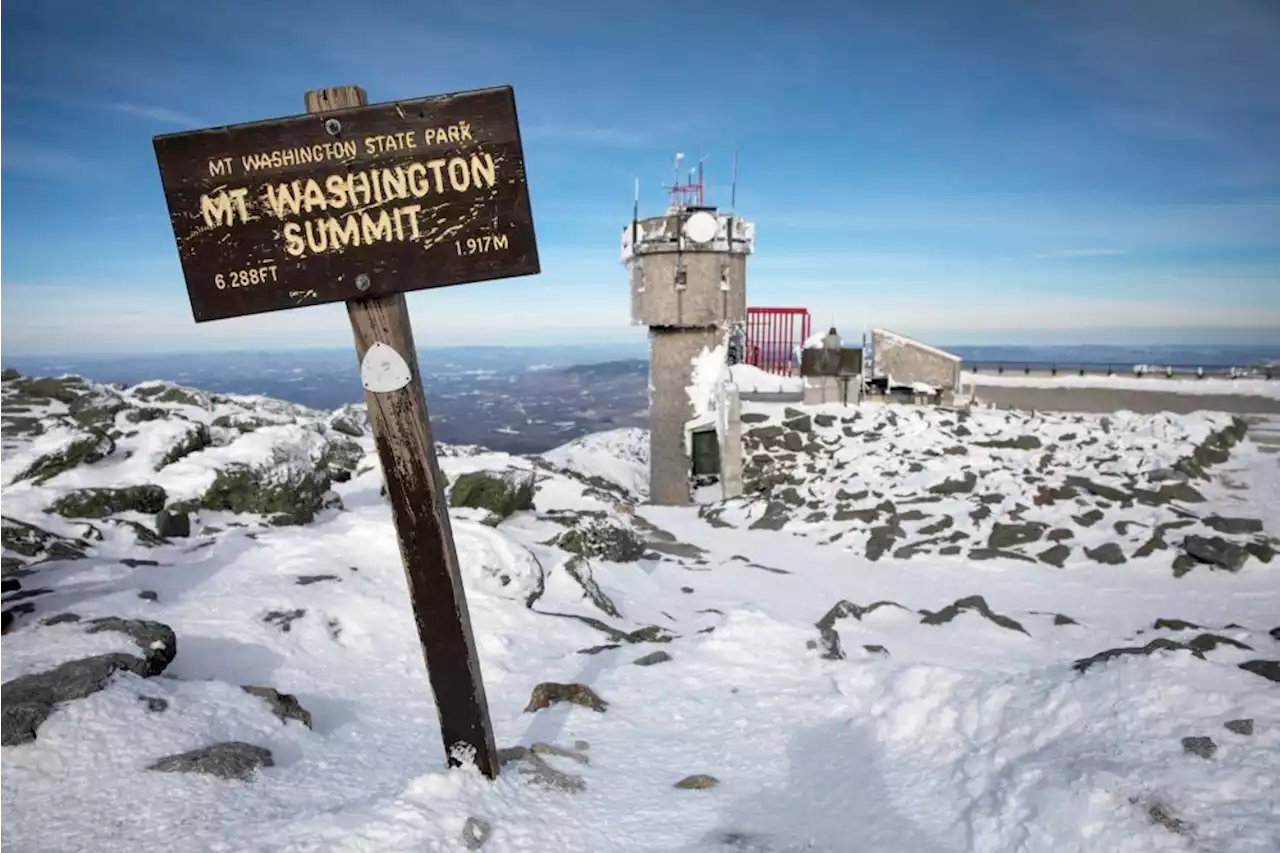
{"left": 690, "top": 428, "right": 721, "bottom": 477}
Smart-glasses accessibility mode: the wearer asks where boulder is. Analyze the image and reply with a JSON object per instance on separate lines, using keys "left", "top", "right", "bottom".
{"left": 524, "top": 682, "right": 608, "bottom": 714}
{"left": 1, "top": 516, "right": 89, "bottom": 561}
{"left": 2, "top": 617, "right": 174, "bottom": 745}
{"left": 1182, "top": 535, "right": 1249, "bottom": 572}
{"left": 553, "top": 515, "right": 645, "bottom": 563}
{"left": 199, "top": 463, "right": 337, "bottom": 526}
{"left": 241, "top": 685, "right": 312, "bottom": 729}
{"left": 450, "top": 470, "right": 536, "bottom": 521}
{"left": 155, "top": 423, "right": 211, "bottom": 470}
{"left": 149, "top": 742, "right": 274, "bottom": 781}
{"left": 48, "top": 485, "right": 168, "bottom": 519}
{"left": 14, "top": 428, "right": 115, "bottom": 485}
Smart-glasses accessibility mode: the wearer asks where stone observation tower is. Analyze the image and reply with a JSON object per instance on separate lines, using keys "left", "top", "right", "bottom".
{"left": 620, "top": 154, "right": 754, "bottom": 505}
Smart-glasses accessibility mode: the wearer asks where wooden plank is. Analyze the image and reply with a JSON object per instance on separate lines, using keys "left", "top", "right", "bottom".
{"left": 153, "top": 85, "right": 538, "bottom": 322}
{"left": 309, "top": 85, "right": 500, "bottom": 779}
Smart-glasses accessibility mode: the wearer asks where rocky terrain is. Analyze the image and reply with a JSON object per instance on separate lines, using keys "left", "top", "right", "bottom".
{"left": 2, "top": 368, "right": 1278, "bottom": 853}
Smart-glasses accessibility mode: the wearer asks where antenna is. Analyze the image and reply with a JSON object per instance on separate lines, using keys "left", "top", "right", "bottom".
{"left": 664, "top": 150, "right": 706, "bottom": 209}
{"left": 730, "top": 151, "right": 739, "bottom": 211}
{"left": 631, "top": 177, "right": 639, "bottom": 249}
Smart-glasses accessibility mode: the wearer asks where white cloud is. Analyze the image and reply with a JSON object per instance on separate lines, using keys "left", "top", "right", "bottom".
{"left": 114, "top": 103, "right": 199, "bottom": 126}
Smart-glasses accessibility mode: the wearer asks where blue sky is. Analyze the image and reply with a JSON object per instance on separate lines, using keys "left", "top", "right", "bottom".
{"left": 3, "top": 0, "right": 1279, "bottom": 354}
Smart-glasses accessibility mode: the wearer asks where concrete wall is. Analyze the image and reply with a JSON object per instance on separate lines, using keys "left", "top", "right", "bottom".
{"left": 629, "top": 250, "right": 747, "bottom": 328}
{"left": 648, "top": 327, "right": 723, "bottom": 505}
{"left": 871, "top": 329, "right": 962, "bottom": 392}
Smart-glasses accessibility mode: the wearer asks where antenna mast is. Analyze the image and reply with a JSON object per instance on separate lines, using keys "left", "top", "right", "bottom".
{"left": 730, "top": 151, "right": 739, "bottom": 212}
{"left": 664, "top": 151, "right": 706, "bottom": 209}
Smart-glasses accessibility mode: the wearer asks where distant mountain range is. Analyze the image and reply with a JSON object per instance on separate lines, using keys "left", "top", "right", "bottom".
{"left": 2, "top": 343, "right": 1277, "bottom": 454}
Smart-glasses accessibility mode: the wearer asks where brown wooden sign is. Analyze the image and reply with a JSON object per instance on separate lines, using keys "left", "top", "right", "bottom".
{"left": 153, "top": 85, "right": 539, "bottom": 322}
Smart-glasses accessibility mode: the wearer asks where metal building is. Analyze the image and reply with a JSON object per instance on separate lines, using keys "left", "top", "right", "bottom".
{"left": 621, "top": 155, "right": 754, "bottom": 505}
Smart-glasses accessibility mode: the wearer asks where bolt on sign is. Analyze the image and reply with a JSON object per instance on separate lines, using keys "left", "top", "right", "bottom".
{"left": 153, "top": 85, "right": 539, "bottom": 322}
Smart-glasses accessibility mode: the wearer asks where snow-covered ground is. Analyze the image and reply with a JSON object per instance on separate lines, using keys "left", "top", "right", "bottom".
{"left": 964, "top": 371, "right": 1280, "bottom": 400}
{"left": 3, "top": 371, "right": 1279, "bottom": 852}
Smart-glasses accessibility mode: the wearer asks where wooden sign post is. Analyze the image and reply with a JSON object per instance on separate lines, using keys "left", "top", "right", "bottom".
{"left": 153, "top": 84, "right": 541, "bottom": 780}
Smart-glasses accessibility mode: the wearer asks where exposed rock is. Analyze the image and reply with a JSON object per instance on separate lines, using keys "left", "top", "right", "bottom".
{"left": 1145, "top": 802, "right": 1190, "bottom": 835}
{"left": 328, "top": 405, "right": 367, "bottom": 437}
{"left": 138, "top": 590, "right": 158, "bottom": 602}
{"left": 84, "top": 617, "right": 177, "bottom": 675}
{"left": 295, "top": 574, "right": 340, "bottom": 586}
{"left": 149, "top": 742, "right": 274, "bottom": 781}
{"left": 968, "top": 547, "right": 1037, "bottom": 563}
{"left": 1072, "top": 509, "right": 1104, "bottom": 527}
{"left": 1186, "top": 633, "right": 1251, "bottom": 654}
{"left": 1245, "top": 539, "right": 1276, "bottom": 564}
{"left": 123, "top": 407, "right": 171, "bottom": 424}
{"left": 813, "top": 600, "right": 910, "bottom": 660}
{"left": 524, "top": 682, "right": 608, "bottom": 713}
{"left": 156, "top": 423, "right": 211, "bottom": 470}
{"left": 674, "top": 774, "right": 720, "bottom": 790}
{"left": 1182, "top": 535, "right": 1249, "bottom": 572}
{"left": 1046, "top": 528, "right": 1074, "bottom": 542}
{"left": 1073, "top": 639, "right": 1202, "bottom": 674}
{"left": 563, "top": 556, "right": 621, "bottom": 618}
{"left": 929, "top": 472, "right": 977, "bottom": 495}
{"left": 7, "top": 376, "right": 90, "bottom": 405}
{"left": 132, "top": 383, "right": 210, "bottom": 408}
{"left": 140, "top": 695, "right": 168, "bottom": 713}
{"left": 986, "top": 522, "right": 1046, "bottom": 549}
{"left": 211, "top": 413, "right": 278, "bottom": 433}
{"left": 553, "top": 516, "right": 645, "bottom": 563}
{"left": 783, "top": 414, "right": 812, "bottom": 433}
{"left": 864, "top": 524, "right": 904, "bottom": 561}
{"left": 1224, "top": 719, "right": 1254, "bottom": 736}
{"left": 263, "top": 608, "right": 306, "bottom": 632}
{"left": 1181, "top": 736, "right": 1216, "bottom": 760}
{"left": 14, "top": 429, "right": 115, "bottom": 485}
{"left": 748, "top": 501, "right": 791, "bottom": 531}
{"left": 1238, "top": 660, "right": 1280, "bottom": 683}
{"left": 461, "top": 816, "right": 493, "bottom": 850}
{"left": 1084, "top": 543, "right": 1127, "bottom": 565}
{"left": 200, "top": 463, "right": 337, "bottom": 527}
{"left": 974, "top": 435, "right": 1042, "bottom": 450}
{"left": 48, "top": 485, "right": 168, "bottom": 519}
{"left": 633, "top": 650, "right": 672, "bottom": 666}
{"left": 1037, "top": 544, "right": 1071, "bottom": 568}
{"left": 919, "top": 595, "right": 1028, "bottom": 634}
{"left": 918, "top": 516, "right": 954, "bottom": 536}
{"left": 154, "top": 510, "right": 191, "bottom": 538}
{"left": 241, "top": 685, "right": 313, "bottom": 728}
{"left": 0, "top": 514, "right": 87, "bottom": 560}
{"left": 1153, "top": 618, "right": 1199, "bottom": 631}
{"left": 317, "top": 435, "right": 364, "bottom": 483}
{"left": 1172, "top": 553, "right": 1199, "bottom": 578}
{"left": 68, "top": 388, "right": 131, "bottom": 427}
{"left": 2, "top": 617, "right": 177, "bottom": 746}
{"left": 1203, "top": 515, "right": 1264, "bottom": 535}
{"left": 497, "top": 745, "right": 585, "bottom": 792}
{"left": 450, "top": 470, "right": 535, "bottom": 521}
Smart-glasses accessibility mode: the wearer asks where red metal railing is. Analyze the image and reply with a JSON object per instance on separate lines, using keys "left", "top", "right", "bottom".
{"left": 744, "top": 307, "right": 811, "bottom": 376}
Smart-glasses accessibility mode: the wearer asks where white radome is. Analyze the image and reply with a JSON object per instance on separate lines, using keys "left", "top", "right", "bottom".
{"left": 682, "top": 210, "right": 719, "bottom": 244}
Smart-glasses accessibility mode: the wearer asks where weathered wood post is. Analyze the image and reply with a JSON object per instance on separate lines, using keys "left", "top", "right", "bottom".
{"left": 152, "top": 82, "right": 541, "bottom": 781}
{"left": 304, "top": 84, "right": 499, "bottom": 777}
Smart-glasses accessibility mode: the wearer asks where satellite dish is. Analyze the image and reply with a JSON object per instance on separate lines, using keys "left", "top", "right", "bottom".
{"left": 683, "top": 210, "right": 719, "bottom": 244}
